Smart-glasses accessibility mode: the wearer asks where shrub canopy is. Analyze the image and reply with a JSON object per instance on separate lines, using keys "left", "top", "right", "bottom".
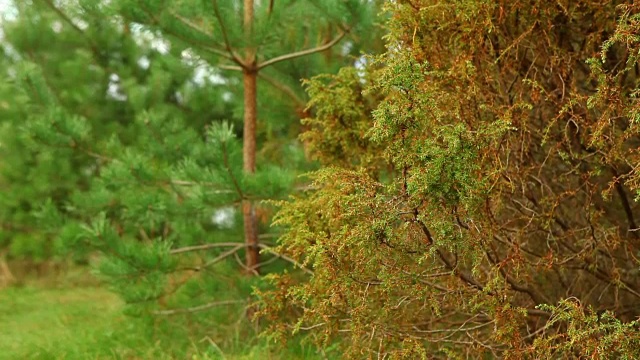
{"left": 261, "top": 1, "right": 640, "bottom": 358}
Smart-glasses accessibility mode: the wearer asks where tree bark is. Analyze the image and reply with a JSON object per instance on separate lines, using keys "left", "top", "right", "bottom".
{"left": 242, "top": 69, "right": 259, "bottom": 274}
{"left": 242, "top": 0, "right": 259, "bottom": 274}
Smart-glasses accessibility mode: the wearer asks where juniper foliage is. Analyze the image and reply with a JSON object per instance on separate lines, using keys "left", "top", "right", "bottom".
{"left": 260, "top": 1, "right": 640, "bottom": 358}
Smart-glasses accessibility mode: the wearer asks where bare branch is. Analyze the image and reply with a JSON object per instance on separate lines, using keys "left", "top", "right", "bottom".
{"left": 484, "top": 246, "right": 551, "bottom": 305}
{"left": 234, "top": 251, "right": 259, "bottom": 275}
{"left": 413, "top": 322, "right": 494, "bottom": 336}
{"left": 258, "top": 72, "right": 306, "bottom": 108}
{"left": 152, "top": 299, "right": 245, "bottom": 315}
{"left": 258, "top": 30, "right": 347, "bottom": 70}
{"left": 169, "top": 32, "right": 234, "bottom": 60}
{"left": 218, "top": 64, "right": 244, "bottom": 71}
{"left": 250, "top": 252, "right": 281, "bottom": 268}
{"left": 495, "top": 21, "right": 538, "bottom": 64}
{"left": 196, "top": 64, "right": 306, "bottom": 107}
{"left": 435, "top": 249, "right": 485, "bottom": 291}
{"left": 612, "top": 172, "right": 639, "bottom": 239}
{"left": 258, "top": 243, "right": 314, "bottom": 275}
{"left": 197, "top": 245, "right": 245, "bottom": 269}
{"left": 299, "top": 322, "right": 326, "bottom": 331}
{"left": 170, "top": 242, "right": 246, "bottom": 254}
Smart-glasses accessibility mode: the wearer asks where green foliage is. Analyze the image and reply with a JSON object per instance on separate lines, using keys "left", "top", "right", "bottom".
{"left": 531, "top": 299, "right": 640, "bottom": 359}
{"left": 0, "top": 0, "right": 383, "bottom": 357}
{"left": 0, "top": 269, "right": 329, "bottom": 359}
{"left": 261, "top": 1, "right": 640, "bottom": 358}
{"left": 12, "top": 0, "right": 640, "bottom": 358}
{"left": 302, "top": 66, "right": 385, "bottom": 169}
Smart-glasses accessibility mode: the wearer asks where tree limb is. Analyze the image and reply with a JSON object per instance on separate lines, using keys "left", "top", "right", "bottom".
{"left": 484, "top": 246, "right": 551, "bottom": 305}
{"left": 211, "top": 0, "right": 246, "bottom": 67}
{"left": 257, "top": 30, "right": 347, "bottom": 70}
{"left": 612, "top": 171, "right": 639, "bottom": 240}
{"left": 170, "top": 242, "right": 246, "bottom": 254}
{"left": 199, "top": 244, "right": 245, "bottom": 269}
{"left": 215, "top": 66, "right": 304, "bottom": 106}
{"left": 218, "top": 64, "right": 244, "bottom": 71}
{"left": 258, "top": 72, "right": 306, "bottom": 108}
{"left": 258, "top": 243, "right": 314, "bottom": 275}
{"left": 233, "top": 251, "right": 259, "bottom": 275}
{"left": 152, "top": 299, "right": 245, "bottom": 315}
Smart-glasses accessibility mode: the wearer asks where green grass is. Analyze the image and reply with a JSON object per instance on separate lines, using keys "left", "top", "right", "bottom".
{"left": 0, "top": 279, "right": 164, "bottom": 359}
{"left": 0, "top": 268, "right": 328, "bottom": 360}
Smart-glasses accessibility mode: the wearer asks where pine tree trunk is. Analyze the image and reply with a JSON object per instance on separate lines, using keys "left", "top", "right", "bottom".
{"left": 242, "top": 0, "right": 259, "bottom": 274}
{"left": 242, "top": 69, "right": 259, "bottom": 274}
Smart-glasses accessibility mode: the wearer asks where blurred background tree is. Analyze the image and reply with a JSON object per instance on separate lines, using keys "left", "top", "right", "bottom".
{"left": 0, "top": 0, "right": 383, "bottom": 356}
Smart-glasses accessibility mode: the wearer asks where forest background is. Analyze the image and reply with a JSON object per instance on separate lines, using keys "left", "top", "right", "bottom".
{"left": 1, "top": 1, "right": 640, "bottom": 359}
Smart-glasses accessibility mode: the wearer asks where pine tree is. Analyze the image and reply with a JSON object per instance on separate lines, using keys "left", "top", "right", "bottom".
{"left": 112, "top": 0, "right": 380, "bottom": 271}
{"left": 0, "top": 0, "right": 382, "bottom": 352}
{"left": 260, "top": 1, "right": 640, "bottom": 358}
{"left": 0, "top": 0, "right": 237, "bottom": 263}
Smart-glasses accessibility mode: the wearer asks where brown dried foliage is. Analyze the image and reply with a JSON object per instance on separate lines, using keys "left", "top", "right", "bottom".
{"left": 259, "top": 1, "right": 640, "bottom": 358}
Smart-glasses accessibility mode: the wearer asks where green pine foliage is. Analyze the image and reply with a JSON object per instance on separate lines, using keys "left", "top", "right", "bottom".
{"left": 0, "top": 0, "right": 383, "bottom": 356}
{"left": 260, "top": 1, "right": 640, "bottom": 358}
{"left": 0, "top": 1, "right": 236, "bottom": 261}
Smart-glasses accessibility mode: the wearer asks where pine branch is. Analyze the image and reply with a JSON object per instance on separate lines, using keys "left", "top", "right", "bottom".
{"left": 234, "top": 251, "right": 259, "bottom": 275}
{"left": 40, "top": 0, "right": 119, "bottom": 79}
{"left": 137, "top": 5, "right": 236, "bottom": 62}
{"left": 211, "top": 0, "right": 247, "bottom": 67}
{"left": 218, "top": 64, "right": 243, "bottom": 71}
{"left": 41, "top": 0, "right": 85, "bottom": 35}
{"left": 305, "top": 0, "right": 351, "bottom": 33}
{"left": 169, "top": 236, "right": 277, "bottom": 255}
{"left": 172, "top": 241, "right": 314, "bottom": 275}
{"left": 200, "top": 244, "right": 245, "bottom": 268}
{"left": 221, "top": 141, "right": 245, "bottom": 199}
{"left": 218, "top": 62, "right": 309, "bottom": 109}
{"left": 170, "top": 242, "right": 246, "bottom": 254}
{"left": 257, "top": 30, "right": 347, "bottom": 70}
{"left": 219, "top": 61, "right": 309, "bottom": 107}
{"left": 258, "top": 72, "right": 306, "bottom": 108}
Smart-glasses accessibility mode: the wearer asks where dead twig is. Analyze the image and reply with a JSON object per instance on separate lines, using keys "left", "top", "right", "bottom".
{"left": 152, "top": 299, "right": 245, "bottom": 315}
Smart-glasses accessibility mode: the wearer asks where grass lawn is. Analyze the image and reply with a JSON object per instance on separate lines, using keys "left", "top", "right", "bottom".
{"left": 0, "top": 268, "right": 328, "bottom": 360}
{"left": 0, "top": 269, "right": 176, "bottom": 360}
